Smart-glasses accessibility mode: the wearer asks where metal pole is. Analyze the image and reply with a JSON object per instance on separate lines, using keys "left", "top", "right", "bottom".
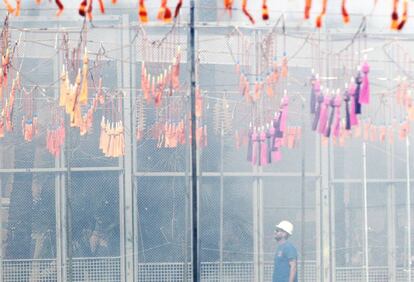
{"left": 0, "top": 167, "right": 3, "bottom": 282}
{"left": 188, "top": 0, "right": 199, "bottom": 281}
{"left": 300, "top": 99, "right": 306, "bottom": 282}
{"left": 219, "top": 123, "right": 224, "bottom": 280}
{"left": 406, "top": 137, "right": 412, "bottom": 281}
{"left": 64, "top": 110, "right": 73, "bottom": 282}
{"left": 362, "top": 142, "right": 369, "bottom": 282}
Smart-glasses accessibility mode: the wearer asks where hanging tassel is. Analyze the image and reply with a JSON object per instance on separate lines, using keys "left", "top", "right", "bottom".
{"left": 262, "top": 0, "right": 269, "bottom": 21}
{"left": 272, "top": 60, "right": 279, "bottom": 82}
{"left": 316, "top": 0, "right": 327, "bottom": 28}
{"left": 260, "top": 130, "right": 267, "bottom": 166}
{"left": 247, "top": 126, "right": 253, "bottom": 162}
{"left": 272, "top": 119, "right": 281, "bottom": 147}
{"left": 254, "top": 80, "right": 261, "bottom": 101}
{"left": 349, "top": 82, "right": 358, "bottom": 126}
{"left": 119, "top": 122, "right": 125, "bottom": 156}
{"left": 296, "top": 127, "right": 303, "bottom": 146}
{"left": 325, "top": 97, "right": 335, "bottom": 137}
{"left": 304, "top": 0, "right": 312, "bottom": 19}
{"left": 379, "top": 126, "right": 387, "bottom": 142}
{"left": 318, "top": 95, "right": 330, "bottom": 134}
{"left": 341, "top": 0, "right": 349, "bottom": 24}
{"left": 391, "top": 0, "right": 399, "bottom": 30}
{"left": 174, "top": 0, "right": 183, "bottom": 18}
{"left": 195, "top": 87, "right": 203, "bottom": 118}
{"left": 266, "top": 75, "right": 274, "bottom": 97}
{"left": 99, "top": 116, "right": 106, "bottom": 150}
{"left": 272, "top": 138, "right": 282, "bottom": 162}
{"left": 354, "top": 72, "right": 362, "bottom": 114}
{"left": 0, "top": 119, "right": 4, "bottom": 138}
{"left": 235, "top": 130, "right": 241, "bottom": 149}
{"left": 344, "top": 90, "right": 351, "bottom": 130}
{"left": 172, "top": 49, "right": 181, "bottom": 90}
{"left": 79, "top": 48, "right": 89, "bottom": 105}
{"left": 333, "top": 94, "right": 342, "bottom": 137}
{"left": 281, "top": 55, "right": 288, "bottom": 78}
{"left": 397, "top": 0, "right": 408, "bottom": 30}
{"left": 266, "top": 127, "right": 273, "bottom": 164}
{"left": 2, "top": 48, "right": 9, "bottom": 88}
{"left": 312, "top": 94, "right": 324, "bottom": 131}
{"left": 59, "top": 65, "right": 68, "bottom": 107}
{"left": 359, "top": 60, "right": 370, "bottom": 104}
{"left": 310, "top": 74, "right": 320, "bottom": 113}
{"left": 154, "top": 75, "right": 163, "bottom": 107}
{"left": 242, "top": 0, "right": 255, "bottom": 24}
{"left": 251, "top": 130, "right": 258, "bottom": 165}
{"left": 142, "top": 66, "right": 150, "bottom": 103}
{"left": 280, "top": 95, "right": 289, "bottom": 134}
{"left": 157, "top": 0, "right": 172, "bottom": 23}
{"left": 287, "top": 127, "right": 297, "bottom": 149}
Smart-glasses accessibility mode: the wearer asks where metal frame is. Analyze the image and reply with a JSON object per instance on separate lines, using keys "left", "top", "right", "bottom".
{"left": 1, "top": 13, "right": 414, "bottom": 282}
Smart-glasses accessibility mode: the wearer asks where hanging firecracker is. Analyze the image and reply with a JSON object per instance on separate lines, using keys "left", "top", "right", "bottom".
{"left": 138, "top": 0, "right": 183, "bottom": 23}
{"left": 140, "top": 43, "right": 181, "bottom": 107}
{"left": 99, "top": 93, "right": 125, "bottom": 157}
{"left": 246, "top": 93, "right": 295, "bottom": 166}
{"left": 99, "top": 118, "right": 125, "bottom": 157}
{"left": 21, "top": 88, "right": 39, "bottom": 142}
{"left": 3, "top": 74, "right": 19, "bottom": 134}
{"left": 46, "top": 106, "right": 65, "bottom": 157}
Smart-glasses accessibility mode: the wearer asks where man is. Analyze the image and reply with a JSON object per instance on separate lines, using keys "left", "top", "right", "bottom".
{"left": 272, "top": 220, "right": 298, "bottom": 282}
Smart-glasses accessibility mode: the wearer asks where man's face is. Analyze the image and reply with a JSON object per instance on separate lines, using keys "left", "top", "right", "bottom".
{"left": 274, "top": 228, "right": 287, "bottom": 241}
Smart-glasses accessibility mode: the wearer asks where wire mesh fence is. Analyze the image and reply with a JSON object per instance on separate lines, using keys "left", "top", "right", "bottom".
{"left": 3, "top": 259, "right": 414, "bottom": 281}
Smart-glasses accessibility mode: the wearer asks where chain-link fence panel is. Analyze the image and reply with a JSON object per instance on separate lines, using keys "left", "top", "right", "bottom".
{"left": 70, "top": 171, "right": 120, "bottom": 259}
{"left": 136, "top": 176, "right": 188, "bottom": 264}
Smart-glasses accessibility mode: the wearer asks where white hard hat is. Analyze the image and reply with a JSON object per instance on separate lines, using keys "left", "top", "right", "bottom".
{"left": 276, "top": 220, "right": 294, "bottom": 235}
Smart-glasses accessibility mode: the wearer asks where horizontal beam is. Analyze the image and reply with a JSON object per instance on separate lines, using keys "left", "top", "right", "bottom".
{"left": 0, "top": 166, "right": 122, "bottom": 173}
{"left": 135, "top": 171, "right": 319, "bottom": 177}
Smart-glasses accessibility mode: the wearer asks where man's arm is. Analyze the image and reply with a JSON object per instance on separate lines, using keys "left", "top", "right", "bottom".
{"left": 288, "top": 259, "right": 297, "bottom": 282}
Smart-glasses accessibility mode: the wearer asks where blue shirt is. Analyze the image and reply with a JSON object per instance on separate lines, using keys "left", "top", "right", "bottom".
{"left": 272, "top": 241, "right": 298, "bottom": 282}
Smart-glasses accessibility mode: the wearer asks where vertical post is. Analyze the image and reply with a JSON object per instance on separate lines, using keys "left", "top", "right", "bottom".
{"left": 252, "top": 29, "right": 264, "bottom": 282}
{"left": 316, "top": 137, "right": 331, "bottom": 281}
{"left": 406, "top": 137, "right": 412, "bottom": 281}
{"left": 188, "top": 0, "right": 199, "bottom": 280}
{"left": 119, "top": 15, "right": 135, "bottom": 282}
{"left": 315, "top": 138, "right": 322, "bottom": 282}
{"left": 0, "top": 165, "right": 3, "bottom": 282}
{"left": 300, "top": 100, "right": 306, "bottom": 282}
{"left": 54, "top": 47, "right": 66, "bottom": 282}
{"left": 329, "top": 136, "right": 336, "bottom": 282}
{"left": 315, "top": 30, "right": 332, "bottom": 282}
{"left": 131, "top": 24, "right": 140, "bottom": 282}
{"left": 362, "top": 142, "right": 369, "bottom": 282}
{"left": 386, "top": 55, "right": 396, "bottom": 282}
{"left": 64, "top": 101, "right": 73, "bottom": 282}
{"left": 219, "top": 124, "right": 224, "bottom": 280}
